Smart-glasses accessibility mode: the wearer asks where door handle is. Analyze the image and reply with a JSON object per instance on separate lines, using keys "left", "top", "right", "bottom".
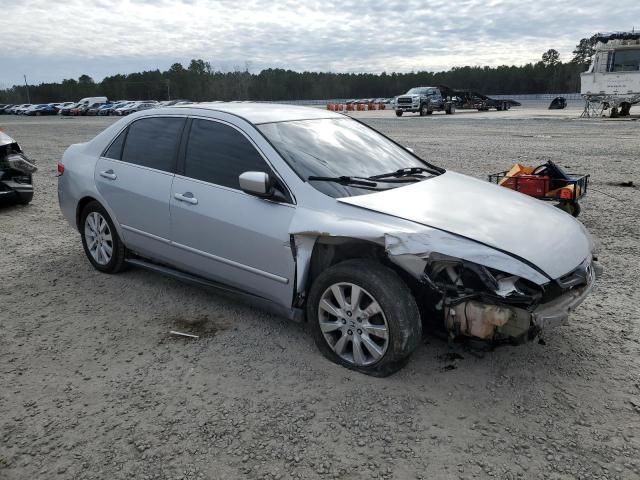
{"left": 174, "top": 192, "right": 198, "bottom": 205}
{"left": 100, "top": 169, "right": 117, "bottom": 180}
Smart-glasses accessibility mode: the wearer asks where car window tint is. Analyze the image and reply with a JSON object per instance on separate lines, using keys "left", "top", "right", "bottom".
{"left": 121, "top": 117, "right": 185, "bottom": 172}
{"left": 104, "top": 129, "right": 126, "bottom": 160}
{"left": 184, "top": 119, "right": 270, "bottom": 189}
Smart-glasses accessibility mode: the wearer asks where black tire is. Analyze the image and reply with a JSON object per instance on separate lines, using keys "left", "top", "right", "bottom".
{"left": 445, "top": 104, "right": 455, "bottom": 115}
{"left": 16, "top": 191, "right": 33, "bottom": 205}
{"left": 395, "top": 110, "right": 403, "bottom": 117}
{"left": 426, "top": 110, "right": 433, "bottom": 115}
{"left": 419, "top": 104, "right": 428, "bottom": 116}
{"left": 80, "top": 201, "right": 127, "bottom": 273}
{"left": 557, "top": 201, "right": 581, "bottom": 217}
{"left": 307, "top": 259, "right": 422, "bottom": 376}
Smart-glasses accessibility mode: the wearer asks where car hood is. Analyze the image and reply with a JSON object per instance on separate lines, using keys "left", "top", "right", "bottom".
{"left": 338, "top": 171, "right": 591, "bottom": 280}
{"left": 0, "top": 131, "right": 17, "bottom": 147}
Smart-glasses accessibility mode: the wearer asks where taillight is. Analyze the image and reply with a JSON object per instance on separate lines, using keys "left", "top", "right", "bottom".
{"left": 57, "top": 162, "right": 65, "bottom": 176}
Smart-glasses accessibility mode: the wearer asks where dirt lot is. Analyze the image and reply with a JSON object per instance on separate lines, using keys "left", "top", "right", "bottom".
{"left": 1, "top": 108, "right": 639, "bottom": 480}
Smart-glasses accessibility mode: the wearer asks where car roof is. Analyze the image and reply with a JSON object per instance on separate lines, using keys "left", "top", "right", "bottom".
{"left": 171, "top": 102, "right": 343, "bottom": 125}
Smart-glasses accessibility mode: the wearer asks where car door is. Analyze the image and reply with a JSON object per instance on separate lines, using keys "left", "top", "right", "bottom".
{"left": 169, "top": 117, "right": 296, "bottom": 306}
{"left": 95, "top": 116, "right": 186, "bottom": 261}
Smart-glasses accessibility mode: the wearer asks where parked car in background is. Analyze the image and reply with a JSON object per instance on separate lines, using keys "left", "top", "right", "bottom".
{"left": 24, "top": 104, "right": 59, "bottom": 116}
{"left": 86, "top": 103, "right": 110, "bottom": 116}
{"left": 0, "top": 104, "right": 14, "bottom": 114}
{"left": 114, "top": 101, "right": 158, "bottom": 116}
{"left": 58, "top": 103, "right": 599, "bottom": 376}
{"left": 395, "top": 87, "right": 455, "bottom": 116}
{"left": 1, "top": 131, "right": 36, "bottom": 205}
{"left": 59, "top": 103, "right": 80, "bottom": 116}
{"left": 13, "top": 104, "right": 33, "bottom": 115}
{"left": 77, "top": 96, "right": 108, "bottom": 107}
{"left": 99, "top": 102, "right": 132, "bottom": 116}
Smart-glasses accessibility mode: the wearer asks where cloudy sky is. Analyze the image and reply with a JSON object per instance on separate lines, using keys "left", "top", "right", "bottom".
{"left": 0, "top": 0, "right": 638, "bottom": 87}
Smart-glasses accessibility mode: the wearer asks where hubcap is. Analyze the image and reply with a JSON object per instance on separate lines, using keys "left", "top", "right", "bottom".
{"left": 318, "top": 282, "right": 389, "bottom": 367}
{"left": 84, "top": 212, "right": 113, "bottom": 265}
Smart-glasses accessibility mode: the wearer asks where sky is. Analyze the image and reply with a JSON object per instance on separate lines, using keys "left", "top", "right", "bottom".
{"left": 0, "top": 0, "right": 638, "bottom": 87}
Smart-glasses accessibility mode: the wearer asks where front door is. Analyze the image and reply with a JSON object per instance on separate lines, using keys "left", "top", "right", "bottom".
{"left": 169, "top": 118, "right": 296, "bottom": 307}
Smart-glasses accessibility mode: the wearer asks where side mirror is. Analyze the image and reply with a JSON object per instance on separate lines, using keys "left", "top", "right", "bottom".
{"left": 239, "top": 171, "right": 274, "bottom": 198}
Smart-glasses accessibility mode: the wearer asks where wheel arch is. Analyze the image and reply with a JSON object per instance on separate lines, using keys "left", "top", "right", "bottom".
{"left": 75, "top": 196, "right": 126, "bottom": 242}
{"left": 296, "top": 236, "right": 423, "bottom": 313}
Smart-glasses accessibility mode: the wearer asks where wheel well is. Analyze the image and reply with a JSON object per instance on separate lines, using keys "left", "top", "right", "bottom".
{"left": 75, "top": 196, "right": 98, "bottom": 230}
{"left": 304, "top": 237, "right": 422, "bottom": 302}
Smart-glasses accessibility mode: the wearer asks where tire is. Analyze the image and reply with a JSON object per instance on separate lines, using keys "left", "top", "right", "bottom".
{"left": 395, "top": 110, "right": 403, "bottom": 117}
{"left": 307, "top": 259, "right": 422, "bottom": 376}
{"left": 80, "top": 201, "right": 127, "bottom": 273}
{"left": 557, "top": 201, "right": 581, "bottom": 217}
{"left": 16, "top": 191, "right": 33, "bottom": 205}
{"left": 620, "top": 102, "right": 631, "bottom": 116}
{"left": 426, "top": 110, "right": 433, "bottom": 115}
{"left": 419, "top": 104, "right": 429, "bottom": 116}
{"left": 445, "top": 104, "right": 455, "bottom": 115}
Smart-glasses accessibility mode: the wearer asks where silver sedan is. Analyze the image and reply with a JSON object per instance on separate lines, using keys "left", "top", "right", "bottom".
{"left": 58, "top": 103, "right": 600, "bottom": 376}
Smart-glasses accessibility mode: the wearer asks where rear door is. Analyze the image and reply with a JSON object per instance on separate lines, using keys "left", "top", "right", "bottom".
{"left": 169, "top": 117, "right": 296, "bottom": 306}
{"left": 95, "top": 116, "right": 186, "bottom": 261}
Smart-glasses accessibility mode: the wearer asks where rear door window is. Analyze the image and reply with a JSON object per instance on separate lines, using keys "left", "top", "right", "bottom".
{"left": 121, "top": 117, "right": 185, "bottom": 172}
{"left": 104, "top": 129, "right": 126, "bottom": 160}
{"left": 183, "top": 119, "right": 272, "bottom": 189}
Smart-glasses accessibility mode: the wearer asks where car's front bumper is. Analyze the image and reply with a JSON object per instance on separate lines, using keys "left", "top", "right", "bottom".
{"left": 531, "top": 260, "right": 599, "bottom": 329}
{"left": 396, "top": 103, "right": 419, "bottom": 112}
{"left": 443, "top": 258, "right": 601, "bottom": 341}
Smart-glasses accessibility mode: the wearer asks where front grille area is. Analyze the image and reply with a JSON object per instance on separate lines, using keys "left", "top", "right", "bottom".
{"left": 397, "top": 97, "right": 414, "bottom": 104}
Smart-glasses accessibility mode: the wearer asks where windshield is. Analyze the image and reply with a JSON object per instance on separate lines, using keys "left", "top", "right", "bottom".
{"left": 258, "top": 118, "right": 441, "bottom": 198}
{"left": 406, "top": 87, "right": 436, "bottom": 96}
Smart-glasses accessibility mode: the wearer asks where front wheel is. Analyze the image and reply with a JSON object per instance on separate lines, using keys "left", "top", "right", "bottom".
{"left": 395, "top": 110, "right": 403, "bottom": 117}
{"left": 80, "top": 201, "right": 127, "bottom": 273}
{"left": 419, "top": 104, "right": 429, "bottom": 116}
{"left": 307, "top": 259, "right": 422, "bottom": 376}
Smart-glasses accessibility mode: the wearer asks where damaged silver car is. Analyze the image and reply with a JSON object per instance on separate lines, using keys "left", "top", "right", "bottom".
{"left": 57, "top": 103, "right": 601, "bottom": 376}
{"left": 1, "top": 131, "right": 36, "bottom": 204}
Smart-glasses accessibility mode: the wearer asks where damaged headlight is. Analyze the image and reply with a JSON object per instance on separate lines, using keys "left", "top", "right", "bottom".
{"left": 421, "top": 253, "right": 541, "bottom": 305}
{"left": 2, "top": 153, "right": 37, "bottom": 174}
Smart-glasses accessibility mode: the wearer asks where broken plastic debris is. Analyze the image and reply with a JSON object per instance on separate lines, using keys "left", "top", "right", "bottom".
{"left": 169, "top": 330, "right": 199, "bottom": 339}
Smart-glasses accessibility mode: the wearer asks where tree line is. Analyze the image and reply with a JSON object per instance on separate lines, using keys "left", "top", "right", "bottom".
{"left": 0, "top": 38, "right": 597, "bottom": 104}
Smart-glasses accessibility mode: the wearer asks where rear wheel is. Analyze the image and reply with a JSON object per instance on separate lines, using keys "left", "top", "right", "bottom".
{"left": 307, "top": 259, "right": 422, "bottom": 376}
{"left": 80, "top": 201, "right": 127, "bottom": 273}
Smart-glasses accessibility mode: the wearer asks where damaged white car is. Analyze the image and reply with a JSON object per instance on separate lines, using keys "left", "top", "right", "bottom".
{"left": 58, "top": 103, "right": 601, "bottom": 376}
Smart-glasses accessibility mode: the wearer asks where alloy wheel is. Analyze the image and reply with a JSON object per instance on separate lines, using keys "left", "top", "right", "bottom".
{"left": 84, "top": 212, "right": 113, "bottom": 265}
{"left": 318, "top": 282, "right": 389, "bottom": 366}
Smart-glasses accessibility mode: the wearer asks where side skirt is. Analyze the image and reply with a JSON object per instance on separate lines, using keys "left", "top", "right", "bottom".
{"left": 125, "top": 258, "right": 305, "bottom": 322}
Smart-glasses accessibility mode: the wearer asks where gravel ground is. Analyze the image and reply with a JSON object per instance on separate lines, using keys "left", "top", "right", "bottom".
{"left": 1, "top": 108, "right": 639, "bottom": 480}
